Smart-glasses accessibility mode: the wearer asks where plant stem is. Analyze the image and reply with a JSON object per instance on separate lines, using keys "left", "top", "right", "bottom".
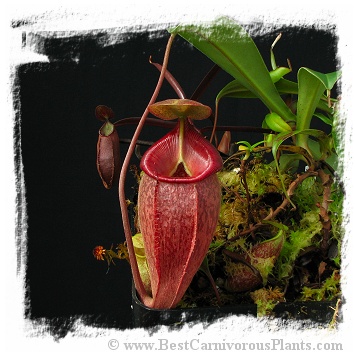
{"left": 318, "top": 169, "right": 332, "bottom": 254}
{"left": 229, "top": 170, "right": 318, "bottom": 241}
{"left": 239, "top": 159, "right": 252, "bottom": 225}
{"left": 149, "top": 56, "right": 186, "bottom": 99}
{"left": 200, "top": 125, "right": 273, "bottom": 135}
{"left": 118, "top": 34, "right": 176, "bottom": 307}
{"left": 190, "top": 64, "right": 220, "bottom": 101}
{"left": 114, "top": 117, "right": 176, "bottom": 129}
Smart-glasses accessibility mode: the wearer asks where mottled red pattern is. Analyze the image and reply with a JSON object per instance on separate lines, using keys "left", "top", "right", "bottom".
{"left": 251, "top": 233, "right": 284, "bottom": 259}
{"left": 96, "top": 127, "right": 120, "bottom": 189}
{"left": 225, "top": 263, "right": 262, "bottom": 293}
{"left": 138, "top": 173, "right": 221, "bottom": 308}
{"left": 140, "top": 120, "right": 223, "bottom": 183}
{"left": 136, "top": 118, "right": 222, "bottom": 308}
{"left": 225, "top": 232, "right": 285, "bottom": 292}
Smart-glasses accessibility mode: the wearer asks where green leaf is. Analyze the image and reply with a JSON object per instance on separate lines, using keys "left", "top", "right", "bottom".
{"left": 216, "top": 66, "right": 292, "bottom": 102}
{"left": 270, "top": 128, "right": 333, "bottom": 206}
{"left": 170, "top": 17, "right": 296, "bottom": 124}
{"left": 237, "top": 140, "right": 253, "bottom": 151}
{"left": 278, "top": 153, "right": 306, "bottom": 173}
{"left": 274, "top": 79, "right": 336, "bottom": 114}
{"left": 296, "top": 68, "right": 341, "bottom": 150}
{"left": 316, "top": 97, "right": 337, "bottom": 114}
{"left": 313, "top": 112, "right": 333, "bottom": 126}
{"left": 215, "top": 77, "right": 334, "bottom": 118}
{"left": 270, "top": 67, "right": 292, "bottom": 83}
{"left": 307, "top": 136, "right": 338, "bottom": 172}
{"left": 274, "top": 78, "right": 298, "bottom": 94}
{"left": 264, "top": 112, "right": 293, "bottom": 133}
{"left": 273, "top": 129, "right": 332, "bottom": 162}
{"left": 216, "top": 79, "right": 256, "bottom": 101}
{"left": 237, "top": 139, "right": 264, "bottom": 151}
{"left": 306, "top": 69, "right": 342, "bottom": 90}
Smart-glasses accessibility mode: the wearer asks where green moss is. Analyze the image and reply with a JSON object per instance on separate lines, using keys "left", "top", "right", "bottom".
{"left": 328, "top": 184, "right": 344, "bottom": 267}
{"left": 245, "top": 162, "right": 291, "bottom": 196}
{"left": 277, "top": 210, "right": 323, "bottom": 279}
{"left": 217, "top": 201, "right": 248, "bottom": 239}
{"left": 275, "top": 175, "right": 344, "bottom": 281}
{"left": 218, "top": 157, "right": 291, "bottom": 199}
{"left": 300, "top": 270, "right": 341, "bottom": 301}
{"left": 252, "top": 256, "right": 278, "bottom": 284}
{"left": 217, "top": 169, "right": 241, "bottom": 187}
{"left": 186, "top": 153, "right": 343, "bottom": 309}
{"left": 250, "top": 287, "right": 285, "bottom": 317}
{"left": 292, "top": 176, "right": 322, "bottom": 213}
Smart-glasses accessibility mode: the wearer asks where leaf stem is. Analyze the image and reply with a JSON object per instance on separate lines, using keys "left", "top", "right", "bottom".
{"left": 229, "top": 170, "right": 318, "bottom": 241}
{"left": 190, "top": 64, "right": 220, "bottom": 101}
{"left": 118, "top": 34, "right": 176, "bottom": 307}
{"left": 149, "top": 56, "right": 186, "bottom": 99}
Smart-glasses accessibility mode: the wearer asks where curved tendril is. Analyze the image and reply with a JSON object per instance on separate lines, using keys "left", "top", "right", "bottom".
{"left": 210, "top": 100, "right": 219, "bottom": 143}
{"left": 190, "top": 64, "right": 220, "bottom": 101}
{"left": 113, "top": 117, "right": 176, "bottom": 131}
{"left": 149, "top": 56, "right": 186, "bottom": 100}
{"left": 118, "top": 34, "right": 176, "bottom": 307}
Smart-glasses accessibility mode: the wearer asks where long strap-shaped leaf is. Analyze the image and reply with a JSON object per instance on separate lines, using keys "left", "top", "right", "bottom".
{"left": 216, "top": 78, "right": 336, "bottom": 115}
{"left": 170, "top": 17, "right": 296, "bottom": 124}
{"left": 296, "top": 68, "right": 341, "bottom": 150}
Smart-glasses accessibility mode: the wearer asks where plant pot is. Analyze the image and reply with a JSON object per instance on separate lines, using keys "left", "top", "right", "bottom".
{"left": 131, "top": 285, "right": 339, "bottom": 328}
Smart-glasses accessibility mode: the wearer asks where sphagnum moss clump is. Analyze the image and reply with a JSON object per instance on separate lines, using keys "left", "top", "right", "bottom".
{"left": 178, "top": 152, "right": 343, "bottom": 313}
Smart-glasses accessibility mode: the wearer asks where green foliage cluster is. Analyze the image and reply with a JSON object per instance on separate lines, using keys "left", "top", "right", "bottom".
{"left": 250, "top": 287, "right": 285, "bottom": 317}
{"left": 276, "top": 175, "right": 343, "bottom": 282}
{"left": 301, "top": 270, "right": 340, "bottom": 301}
{"left": 95, "top": 17, "right": 344, "bottom": 318}
{"left": 216, "top": 156, "right": 290, "bottom": 241}
{"left": 187, "top": 152, "right": 344, "bottom": 313}
{"left": 172, "top": 17, "right": 343, "bottom": 314}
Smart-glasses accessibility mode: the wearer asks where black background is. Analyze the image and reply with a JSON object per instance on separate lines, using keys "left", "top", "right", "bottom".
{"left": 15, "top": 21, "right": 338, "bottom": 337}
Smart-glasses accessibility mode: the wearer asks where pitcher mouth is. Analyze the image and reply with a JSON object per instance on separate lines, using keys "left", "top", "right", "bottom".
{"left": 140, "top": 119, "right": 223, "bottom": 183}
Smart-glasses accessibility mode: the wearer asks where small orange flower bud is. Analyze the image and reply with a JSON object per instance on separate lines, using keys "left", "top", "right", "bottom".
{"left": 93, "top": 246, "right": 106, "bottom": 261}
